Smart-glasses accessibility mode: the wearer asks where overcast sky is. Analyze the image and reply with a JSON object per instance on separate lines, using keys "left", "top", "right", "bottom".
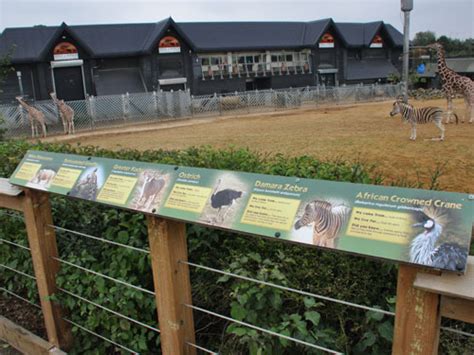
{"left": 0, "top": 0, "right": 473, "bottom": 39}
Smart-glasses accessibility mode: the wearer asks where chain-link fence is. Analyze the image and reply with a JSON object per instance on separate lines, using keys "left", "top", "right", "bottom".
{"left": 0, "top": 83, "right": 402, "bottom": 138}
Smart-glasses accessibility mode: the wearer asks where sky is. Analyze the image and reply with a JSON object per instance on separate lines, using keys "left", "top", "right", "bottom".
{"left": 0, "top": 0, "right": 473, "bottom": 39}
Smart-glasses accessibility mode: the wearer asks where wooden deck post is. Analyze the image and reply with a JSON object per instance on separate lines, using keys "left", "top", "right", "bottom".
{"left": 22, "top": 189, "right": 72, "bottom": 350}
{"left": 146, "top": 216, "right": 196, "bottom": 355}
{"left": 392, "top": 265, "right": 440, "bottom": 355}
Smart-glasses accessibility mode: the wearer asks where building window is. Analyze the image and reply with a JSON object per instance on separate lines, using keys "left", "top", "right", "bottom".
{"left": 365, "top": 49, "right": 386, "bottom": 59}
{"left": 319, "top": 51, "right": 336, "bottom": 66}
{"left": 348, "top": 50, "right": 361, "bottom": 60}
{"left": 197, "top": 50, "right": 311, "bottom": 79}
{"left": 158, "top": 57, "right": 183, "bottom": 78}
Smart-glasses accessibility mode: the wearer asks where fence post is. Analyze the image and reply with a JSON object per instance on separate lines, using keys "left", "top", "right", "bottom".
{"left": 122, "top": 93, "right": 130, "bottom": 121}
{"left": 152, "top": 91, "right": 158, "bottom": 118}
{"left": 22, "top": 189, "right": 73, "bottom": 350}
{"left": 146, "top": 216, "right": 196, "bottom": 355}
{"left": 18, "top": 105, "right": 25, "bottom": 126}
{"left": 392, "top": 265, "right": 440, "bottom": 355}
{"left": 213, "top": 93, "right": 220, "bottom": 116}
{"left": 87, "top": 95, "right": 96, "bottom": 130}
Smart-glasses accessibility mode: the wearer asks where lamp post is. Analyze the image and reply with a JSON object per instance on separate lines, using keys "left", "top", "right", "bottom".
{"left": 16, "top": 71, "right": 24, "bottom": 97}
{"left": 401, "top": 0, "right": 413, "bottom": 102}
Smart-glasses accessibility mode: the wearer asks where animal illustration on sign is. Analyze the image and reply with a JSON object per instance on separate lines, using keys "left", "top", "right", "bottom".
{"left": 31, "top": 169, "right": 56, "bottom": 187}
{"left": 389, "top": 97, "right": 452, "bottom": 141}
{"left": 136, "top": 171, "right": 166, "bottom": 211}
{"left": 294, "top": 200, "right": 351, "bottom": 248}
{"left": 209, "top": 179, "right": 243, "bottom": 224}
{"left": 70, "top": 168, "right": 99, "bottom": 200}
{"left": 409, "top": 207, "right": 468, "bottom": 271}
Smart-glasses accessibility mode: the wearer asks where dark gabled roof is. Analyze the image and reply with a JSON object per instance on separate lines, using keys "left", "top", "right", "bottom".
{"left": 178, "top": 21, "right": 308, "bottom": 51}
{"left": 142, "top": 18, "right": 172, "bottom": 52}
{"left": 40, "top": 22, "right": 94, "bottom": 59}
{"left": 384, "top": 24, "right": 404, "bottom": 47}
{"left": 0, "top": 25, "right": 57, "bottom": 62}
{"left": 0, "top": 18, "right": 403, "bottom": 63}
{"left": 302, "top": 19, "right": 332, "bottom": 45}
{"left": 71, "top": 23, "right": 154, "bottom": 57}
{"left": 142, "top": 17, "right": 196, "bottom": 53}
{"left": 336, "top": 21, "right": 383, "bottom": 47}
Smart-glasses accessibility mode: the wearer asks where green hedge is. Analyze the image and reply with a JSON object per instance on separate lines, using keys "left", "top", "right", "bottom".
{"left": 0, "top": 140, "right": 472, "bottom": 354}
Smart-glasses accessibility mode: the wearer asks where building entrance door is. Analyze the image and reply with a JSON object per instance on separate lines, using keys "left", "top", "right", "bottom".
{"left": 53, "top": 66, "right": 85, "bottom": 100}
{"left": 255, "top": 77, "right": 271, "bottom": 90}
{"left": 318, "top": 73, "right": 336, "bottom": 87}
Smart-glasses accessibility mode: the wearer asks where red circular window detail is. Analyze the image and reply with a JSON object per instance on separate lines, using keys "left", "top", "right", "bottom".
{"left": 53, "top": 42, "right": 78, "bottom": 54}
{"left": 372, "top": 35, "right": 383, "bottom": 44}
{"left": 159, "top": 36, "right": 180, "bottom": 48}
{"left": 320, "top": 33, "right": 335, "bottom": 44}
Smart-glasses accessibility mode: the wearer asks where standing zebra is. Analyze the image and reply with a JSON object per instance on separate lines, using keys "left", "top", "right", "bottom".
{"left": 294, "top": 200, "right": 350, "bottom": 248}
{"left": 389, "top": 99, "right": 454, "bottom": 141}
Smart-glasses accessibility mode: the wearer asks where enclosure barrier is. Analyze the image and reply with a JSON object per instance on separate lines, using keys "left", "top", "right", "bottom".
{"left": 0, "top": 148, "right": 473, "bottom": 354}
{"left": 0, "top": 83, "right": 403, "bottom": 138}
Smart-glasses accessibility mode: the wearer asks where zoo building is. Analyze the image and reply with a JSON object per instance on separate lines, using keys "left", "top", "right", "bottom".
{"left": 0, "top": 17, "right": 403, "bottom": 103}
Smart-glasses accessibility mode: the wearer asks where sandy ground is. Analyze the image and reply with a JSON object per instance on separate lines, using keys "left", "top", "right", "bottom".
{"left": 46, "top": 99, "right": 473, "bottom": 193}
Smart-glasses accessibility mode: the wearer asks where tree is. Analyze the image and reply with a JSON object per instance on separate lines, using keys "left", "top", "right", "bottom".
{"left": 0, "top": 51, "right": 14, "bottom": 140}
{"left": 412, "top": 31, "right": 436, "bottom": 46}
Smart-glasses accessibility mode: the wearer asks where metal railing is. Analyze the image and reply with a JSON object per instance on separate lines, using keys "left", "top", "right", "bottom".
{"left": 0, "top": 83, "right": 402, "bottom": 138}
{"left": 1, "top": 185, "right": 473, "bottom": 354}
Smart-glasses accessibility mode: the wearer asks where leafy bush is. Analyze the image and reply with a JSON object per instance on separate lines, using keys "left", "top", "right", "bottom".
{"left": 0, "top": 140, "right": 472, "bottom": 354}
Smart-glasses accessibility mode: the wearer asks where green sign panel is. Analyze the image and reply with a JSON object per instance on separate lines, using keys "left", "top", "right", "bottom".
{"left": 9, "top": 150, "right": 473, "bottom": 273}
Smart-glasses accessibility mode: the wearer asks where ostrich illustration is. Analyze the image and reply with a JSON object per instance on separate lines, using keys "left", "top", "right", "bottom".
{"left": 409, "top": 208, "right": 468, "bottom": 272}
{"left": 209, "top": 179, "right": 243, "bottom": 223}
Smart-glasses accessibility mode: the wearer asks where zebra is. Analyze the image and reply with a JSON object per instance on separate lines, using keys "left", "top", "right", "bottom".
{"left": 389, "top": 98, "right": 455, "bottom": 141}
{"left": 294, "top": 200, "right": 350, "bottom": 248}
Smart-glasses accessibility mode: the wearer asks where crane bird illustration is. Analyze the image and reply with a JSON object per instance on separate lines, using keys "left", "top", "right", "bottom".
{"left": 409, "top": 207, "right": 468, "bottom": 271}
{"left": 209, "top": 179, "right": 243, "bottom": 223}
{"left": 294, "top": 200, "right": 351, "bottom": 248}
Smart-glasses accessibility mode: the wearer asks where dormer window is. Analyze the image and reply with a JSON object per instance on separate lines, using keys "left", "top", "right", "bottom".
{"left": 159, "top": 36, "right": 181, "bottom": 54}
{"left": 53, "top": 42, "right": 79, "bottom": 60}
{"left": 319, "top": 33, "right": 335, "bottom": 48}
{"left": 370, "top": 34, "right": 383, "bottom": 48}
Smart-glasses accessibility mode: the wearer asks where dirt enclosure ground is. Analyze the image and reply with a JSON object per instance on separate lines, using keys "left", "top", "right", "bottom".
{"left": 56, "top": 98, "right": 473, "bottom": 193}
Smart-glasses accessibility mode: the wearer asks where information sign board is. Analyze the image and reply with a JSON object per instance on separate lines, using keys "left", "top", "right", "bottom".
{"left": 10, "top": 151, "right": 473, "bottom": 273}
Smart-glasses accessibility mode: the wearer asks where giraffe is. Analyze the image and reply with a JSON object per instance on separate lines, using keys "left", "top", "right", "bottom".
{"left": 15, "top": 96, "right": 47, "bottom": 138}
{"left": 50, "top": 92, "right": 75, "bottom": 134}
{"left": 428, "top": 43, "right": 474, "bottom": 124}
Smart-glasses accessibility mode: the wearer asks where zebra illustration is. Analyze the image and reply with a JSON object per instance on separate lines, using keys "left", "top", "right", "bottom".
{"left": 389, "top": 98, "right": 455, "bottom": 141}
{"left": 294, "top": 200, "right": 350, "bottom": 248}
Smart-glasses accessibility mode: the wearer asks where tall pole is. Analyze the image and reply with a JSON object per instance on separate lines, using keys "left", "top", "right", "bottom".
{"left": 16, "top": 71, "right": 24, "bottom": 97}
{"left": 401, "top": 0, "right": 413, "bottom": 102}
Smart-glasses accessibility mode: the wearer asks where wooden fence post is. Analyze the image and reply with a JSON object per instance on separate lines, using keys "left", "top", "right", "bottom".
{"left": 392, "top": 265, "right": 440, "bottom": 355}
{"left": 22, "top": 189, "right": 72, "bottom": 350}
{"left": 146, "top": 216, "right": 196, "bottom": 355}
